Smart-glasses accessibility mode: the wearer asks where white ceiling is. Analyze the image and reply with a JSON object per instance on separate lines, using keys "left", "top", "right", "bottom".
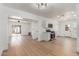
{"left": 3, "top": 3, "right": 77, "bottom": 19}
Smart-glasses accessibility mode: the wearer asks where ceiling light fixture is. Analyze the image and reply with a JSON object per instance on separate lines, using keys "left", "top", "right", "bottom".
{"left": 36, "top": 3, "right": 48, "bottom": 9}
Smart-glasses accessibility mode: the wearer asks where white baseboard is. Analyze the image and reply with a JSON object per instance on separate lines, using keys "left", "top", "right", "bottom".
{"left": 56, "top": 36, "right": 77, "bottom": 39}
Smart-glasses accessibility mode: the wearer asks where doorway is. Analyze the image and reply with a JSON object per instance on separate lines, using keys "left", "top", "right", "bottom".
{"left": 10, "top": 25, "right": 22, "bottom": 46}
{"left": 12, "top": 25, "right": 21, "bottom": 34}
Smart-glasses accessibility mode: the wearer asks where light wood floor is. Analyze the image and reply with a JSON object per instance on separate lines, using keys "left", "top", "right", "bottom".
{"left": 2, "top": 34, "right": 77, "bottom": 56}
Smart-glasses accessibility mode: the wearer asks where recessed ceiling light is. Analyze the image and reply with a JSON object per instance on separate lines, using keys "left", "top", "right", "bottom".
{"left": 73, "top": 14, "right": 77, "bottom": 16}
{"left": 71, "top": 11, "right": 75, "bottom": 14}
{"left": 68, "top": 25, "right": 70, "bottom": 27}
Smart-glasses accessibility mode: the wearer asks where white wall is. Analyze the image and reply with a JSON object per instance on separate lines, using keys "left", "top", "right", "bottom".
{"left": 31, "top": 20, "right": 45, "bottom": 40}
{"left": 0, "top": 4, "right": 8, "bottom": 51}
{"left": 58, "top": 20, "right": 77, "bottom": 38}
{"left": 31, "top": 21, "right": 39, "bottom": 39}
{"left": 76, "top": 20, "right": 79, "bottom": 52}
{"left": 45, "top": 20, "right": 59, "bottom": 36}
{"left": 76, "top": 4, "right": 79, "bottom": 52}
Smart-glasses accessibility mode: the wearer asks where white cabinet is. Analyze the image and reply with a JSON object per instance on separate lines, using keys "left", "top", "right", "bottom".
{"left": 38, "top": 32, "right": 50, "bottom": 41}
